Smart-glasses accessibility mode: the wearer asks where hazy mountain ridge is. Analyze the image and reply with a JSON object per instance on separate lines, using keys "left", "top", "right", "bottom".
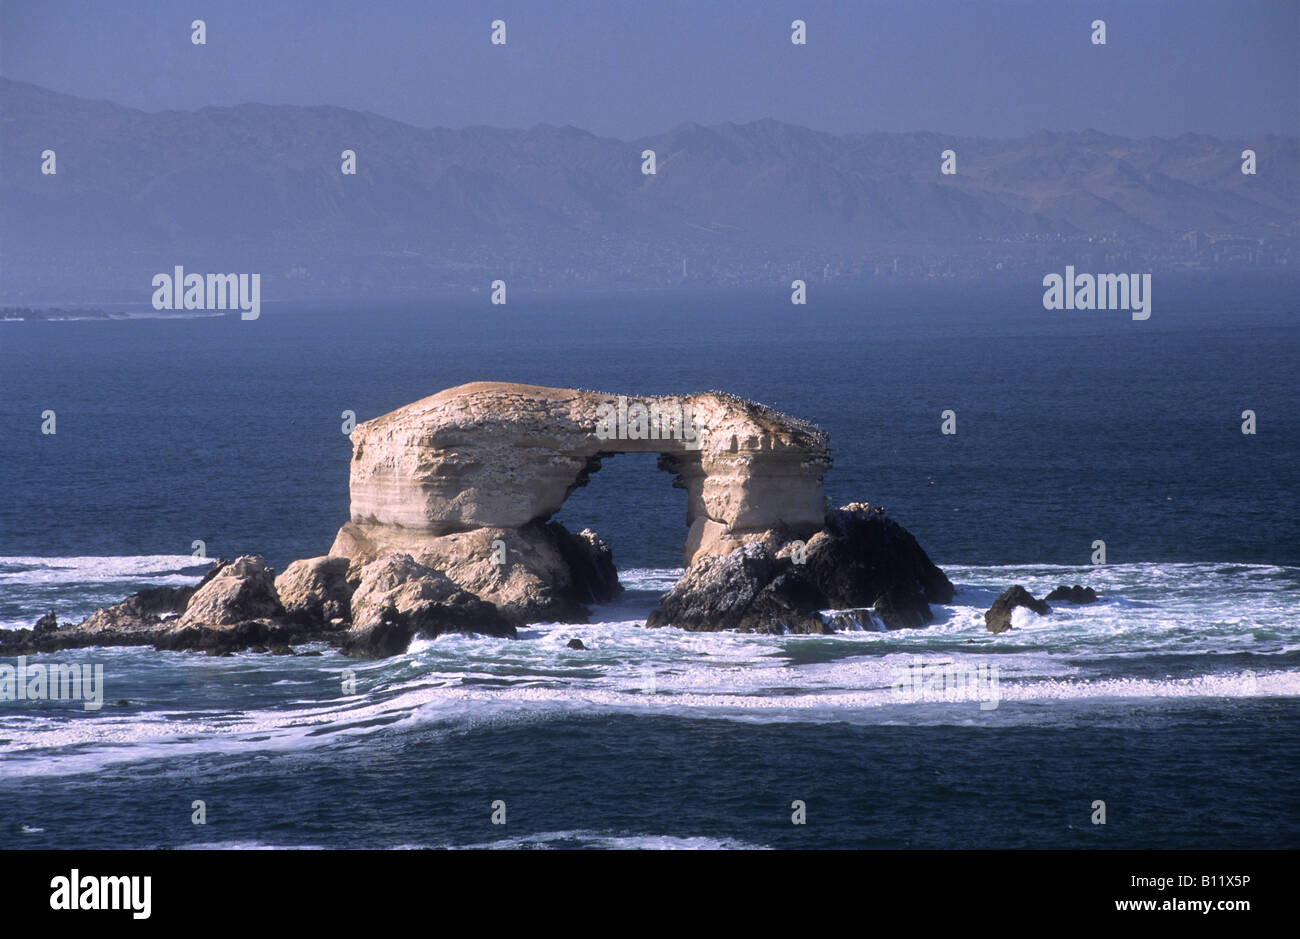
{"left": 1, "top": 79, "right": 1295, "bottom": 300}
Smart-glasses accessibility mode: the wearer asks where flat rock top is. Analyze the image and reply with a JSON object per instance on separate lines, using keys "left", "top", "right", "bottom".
{"left": 340, "top": 381, "right": 834, "bottom": 555}
{"left": 361, "top": 381, "right": 829, "bottom": 454}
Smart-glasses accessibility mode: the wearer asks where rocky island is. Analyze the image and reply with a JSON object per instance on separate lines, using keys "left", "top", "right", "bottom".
{"left": 3, "top": 382, "right": 956, "bottom": 658}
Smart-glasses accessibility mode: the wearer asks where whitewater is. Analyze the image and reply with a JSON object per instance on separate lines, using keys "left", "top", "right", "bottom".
{"left": 1, "top": 555, "right": 1295, "bottom": 781}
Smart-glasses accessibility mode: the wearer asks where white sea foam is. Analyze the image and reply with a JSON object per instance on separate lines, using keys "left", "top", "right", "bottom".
{"left": 179, "top": 832, "right": 768, "bottom": 850}
{"left": 0, "top": 554, "right": 211, "bottom": 630}
{"left": 0, "top": 558, "right": 1295, "bottom": 776}
{"left": 0, "top": 554, "right": 210, "bottom": 587}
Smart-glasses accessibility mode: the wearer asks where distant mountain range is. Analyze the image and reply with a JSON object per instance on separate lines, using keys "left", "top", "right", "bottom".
{"left": 1, "top": 78, "right": 1296, "bottom": 301}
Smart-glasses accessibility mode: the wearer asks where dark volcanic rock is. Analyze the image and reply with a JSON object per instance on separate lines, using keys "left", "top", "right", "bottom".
{"left": 342, "top": 618, "right": 417, "bottom": 659}
{"left": 155, "top": 618, "right": 296, "bottom": 656}
{"left": 1044, "top": 584, "right": 1099, "bottom": 604}
{"left": 647, "top": 502, "right": 952, "bottom": 634}
{"left": 985, "top": 585, "right": 1051, "bottom": 634}
{"left": 647, "top": 543, "right": 831, "bottom": 634}
{"left": 566, "top": 638, "right": 587, "bottom": 650}
{"left": 344, "top": 554, "right": 516, "bottom": 657}
{"left": 0, "top": 585, "right": 199, "bottom": 655}
{"left": 130, "top": 585, "right": 199, "bottom": 616}
{"left": 547, "top": 522, "right": 623, "bottom": 606}
{"left": 873, "top": 583, "right": 933, "bottom": 630}
{"left": 802, "top": 503, "right": 954, "bottom": 608}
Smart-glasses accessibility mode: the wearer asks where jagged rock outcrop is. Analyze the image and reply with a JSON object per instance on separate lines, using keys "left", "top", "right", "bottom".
{"left": 647, "top": 503, "right": 954, "bottom": 633}
{"left": 1044, "top": 584, "right": 1099, "bottom": 604}
{"left": 275, "top": 556, "right": 354, "bottom": 625}
{"left": 798, "top": 503, "right": 954, "bottom": 609}
{"left": 0, "top": 586, "right": 196, "bottom": 655}
{"left": 176, "top": 556, "right": 284, "bottom": 628}
{"left": 646, "top": 542, "right": 830, "bottom": 634}
{"left": 985, "top": 585, "right": 1051, "bottom": 634}
{"left": 344, "top": 554, "right": 515, "bottom": 657}
{"left": 329, "top": 382, "right": 831, "bottom": 619}
{"left": 333, "top": 519, "right": 618, "bottom": 625}
{"left": 157, "top": 556, "right": 348, "bottom": 654}
{"left": 0, "top": 578, "right": 326, "bottom": 657}
{"left": 78, "top": 585, "right": 194, "bottom": 635}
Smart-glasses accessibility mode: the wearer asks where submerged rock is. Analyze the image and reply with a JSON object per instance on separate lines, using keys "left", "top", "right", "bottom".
{"left": 984, "top": 585, "right": 1051, "bottom": 634}
{"left": 566, "top": 638, "right": 587, "bottom": 650}
{"left": 1044, "top": 584, "right": 1099, "bottom": 604}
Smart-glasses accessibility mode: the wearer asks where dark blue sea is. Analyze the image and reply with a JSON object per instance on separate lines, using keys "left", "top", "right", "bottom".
{"left": 1, "top": 274, "right": 1297, "bottom": 849}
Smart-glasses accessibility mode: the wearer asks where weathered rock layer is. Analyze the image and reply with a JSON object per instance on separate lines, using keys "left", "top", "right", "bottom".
{"left": 330, "top": 381, "right": 830, "bottom": 564}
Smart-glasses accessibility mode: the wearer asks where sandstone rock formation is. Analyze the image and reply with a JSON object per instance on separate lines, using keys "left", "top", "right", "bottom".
{"left": 984, "top": 585, "right": 1051, "bottom": 634}
{"left": 329, "top": 382, "right": 830, "bottom": 621}
{"left": 334, "top": 519, "right": 617, "bottom": 625}
{"left": 344, "top": 553, "right": 515, "bottom": 656}
{"left": 276, "top": 556, "right": 354, "bottom": 625}
{"left": 176, "top": 556, "right": 284, "bottom": 628}
{"left": 160, "top": 555, "right": 329, "bottom": 655}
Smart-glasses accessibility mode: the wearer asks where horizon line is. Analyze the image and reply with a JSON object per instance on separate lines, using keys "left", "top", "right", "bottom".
{"left": 3, "top": 77, "right": 1294, "bottom": 145}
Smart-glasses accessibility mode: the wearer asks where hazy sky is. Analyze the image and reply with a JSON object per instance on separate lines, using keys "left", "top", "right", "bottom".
{"left": 1, "top": 0, "right": 1296, "bottom": 138}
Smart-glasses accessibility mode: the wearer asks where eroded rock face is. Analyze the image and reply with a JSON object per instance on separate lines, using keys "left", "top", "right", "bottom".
{"left": 275, "top": 556, "right": 354, "bottom": 625}
{"left": 647, "top": 503, "right": 954, "bottom": 634}
{"left": 331, "top": 382, "right": 830, "bottom": 571}
{"left": 984, "top": 586, "right": 1051, "bottom": 634}
{"left": 344, "top": 554, "right": 516, "bottom": 657}
{"left": 333, "top": 519, "right": 619, "bottom": 624}
{"left": 81, "top": 586, "right": 195, "bottom": 633}
{"left": 176, "top": 556, "right": 284, "bottom": 628}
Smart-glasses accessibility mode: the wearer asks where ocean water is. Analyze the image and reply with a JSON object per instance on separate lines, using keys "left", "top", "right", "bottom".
{"left": 0, "top": 275, "right": 1297, "bottom": 849}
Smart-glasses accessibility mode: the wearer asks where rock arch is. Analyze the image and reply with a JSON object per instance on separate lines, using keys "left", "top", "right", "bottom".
{"left": 329, "top": 382, "right": 831, "bottom": 618}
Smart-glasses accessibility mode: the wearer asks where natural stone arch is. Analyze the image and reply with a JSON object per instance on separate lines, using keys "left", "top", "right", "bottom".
{"left": 329, "top": 382, "right": 831, "bottom": 618}
{"left": 332, "top": 381, "right": 830, "bottom": 566}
